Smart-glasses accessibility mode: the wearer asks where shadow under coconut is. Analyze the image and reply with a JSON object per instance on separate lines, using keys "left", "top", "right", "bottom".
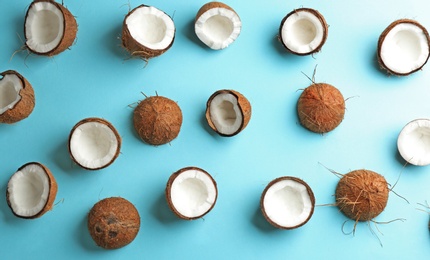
{"left": 252, "top": 206, "right": 278, "bottom": 233}
{"left": 151, "top": 192, "right": 181, "bottom": 224}
{"left": 51, "top": 139, "right": 82, "bottom": 175}
{"left": 75, "top": 212, "right": 105, "bottom": 252}
{"left": 182, "top": 18, "right": 211, "bottom": 50}
{"left": 103, "top": 23, "right": 127, "bottom": 59}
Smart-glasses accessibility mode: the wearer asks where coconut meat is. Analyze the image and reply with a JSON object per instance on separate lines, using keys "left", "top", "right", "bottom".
{"left": 195, "top": 7, "right": 241, "bottom": 50}
{"left": 263, "top": 179, "right": 313, "bottom": 228}
{"left": 209, "top": 93, "right": 243, "bottom": 135}
{"left": 281, "top": 10, "right": 324, "bottom": 54}
{"left": 0, "top": 74, "right": 23, "bottom": 114}
{"left": 170, "top": 168, "right": 217, "bottom": 218}
{"left": 25, "top": 1, "right": 64, "bottom": 53}
{"left": 8, "top": 163, "right": 50, "bottom": 217}
{"left": 398, "top": 119, "right": 430, "bottom": 166}
{"left": 126, "top": 6, "right": 175, "bottom": 50}
{"left": 380, "top": 23, "right": 430, "bottom": 74}
{"left": 70, "top": 121, "right": 119, "bottom": 169}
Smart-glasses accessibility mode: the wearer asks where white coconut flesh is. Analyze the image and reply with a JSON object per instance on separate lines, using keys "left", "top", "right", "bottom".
{"left": 0, "top": 74, "right": 22, "bottom": 114}
{"left": 70, "top": 121, "right": 119, "bottom": 169}
{"left": 195, "top": 7, "right": 241, "bottom": 50}
{"left": 170, "top": 169, "right": 217, "bottom": 218}
{"left": 25, "top": 1, "right": 64, "bottom": 53}
{"left": 126, "top": 6, "right": 175, "bottom": 50}
{"left": 281, "top": 11, "right": 325, "bottom": 54}
{"left": 380, "top": 23, "right": 430, "bottom": 74}
{"left": 209, "top": 93, "right": 243, "bottom": 135}
{"left": 8, "top": 164, "right": 50, "bottom": 217}
{"left": 398, "top": 119, "right": 430, "bottom": 166}
{"left": 263, "top": 179, "right": 313, "bottom": 228}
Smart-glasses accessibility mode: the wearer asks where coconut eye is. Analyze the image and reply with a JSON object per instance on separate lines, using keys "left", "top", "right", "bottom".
{"left": 397, "top": 119, "right": 430, "bottom": 166}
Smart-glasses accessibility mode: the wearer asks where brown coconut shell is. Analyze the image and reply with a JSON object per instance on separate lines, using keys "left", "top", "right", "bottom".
{"left": 205, "top": 89, "right": 251, "bottom": 137}
{"left": 122, "top": 5, "right": 175, "bottom": 60}
{"left": 196, "top": 2, "right": 238, "bottom": 22}
{"left": 279, "top": 8, "right": 328, "bottom": 56}
{"left": 260, "top": 176, "right": 315, "bottom": 229}
{"left": 6, "top": 162, "right": 57, "bottom": 219}
{"left": 377, "top": 19, "right": 430, "bottom": 76}
{"left": 297, "top": 83, "right": 345, "bottom": 133}
{"left": 335, "top": 169, "right": 389, "bottom": 221}
{"left": 0, "top": 70, "right": 35, "bottom": 124}
{"left": 165, "top": 166, "right": 218, "bottom": 220}
{"left": 68, "top": 117, "right": 122, "bottom": 170}
{"left": 88, "top": 197, "right": 140, "bottom": 249}
{"left": 24, "top": 0, "right": 77, "bottom": 56}
{"left": 133, "top": 95, "right": 182, "bottom": 145}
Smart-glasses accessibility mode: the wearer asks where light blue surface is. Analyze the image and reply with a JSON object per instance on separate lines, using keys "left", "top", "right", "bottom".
{"left": 1, "top": 0, "right": 430, "bottom": 259}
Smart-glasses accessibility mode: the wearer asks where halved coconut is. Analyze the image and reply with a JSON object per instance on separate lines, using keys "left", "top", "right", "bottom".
{"left": 122, "top": 5, "right": 175, "bottom": 60}
{"left": 195, "top": 2, "right": 241, "bottom": 50}
{"left": 0, "top": 70, "right": 35, "bottom": 124}
{"left": 6, "top": 162, "right": 57, "bottom": 219}
{"left": 166, "top": 167, "right": 218, "bottom": 220}
{"left": 261, "top": 176, "right": 315, "bottom": 229}
{"left": 397, "top": 119, "right": 430, "bottom": 166}
{"left": 68, "top": 118, "right": 121, "bottom": 170}
{"left": 24, "top": 0, "right": 77, "bottom": 56}
{"left": 279, "top": 8, "right": 328, "bottom": 55}
{"left": 205, "top": 89, "right": 251, "bottom": 136}
{"left": 378, "top": 19, "right": 430, "bottom": 76}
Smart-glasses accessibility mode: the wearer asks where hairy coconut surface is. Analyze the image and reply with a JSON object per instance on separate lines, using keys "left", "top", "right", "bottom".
{"left": 25, "top": 0, "right": 77, "bottom": 56}
{"left": 397, "top": 119, "right": 430, "bottom": 166}
{"left": 0, "top": 70, "right": 35, "bottom": 124}
{"left": 88, "top": 197, "right": 140, "bottom": 249}
{"left": 6, "top": 162, "right": 57, "bottom": 219}
{"left": 297, "top": 83, "right": 345, "bottom": 133}
{"left": 205, "top": 89, "right": 251, "bottom": 136}
{"left": 133, "top": 95, "right": 182, "bottom": 145}
{"left": 336, "top": 170, "right": 389, "bottom": 221}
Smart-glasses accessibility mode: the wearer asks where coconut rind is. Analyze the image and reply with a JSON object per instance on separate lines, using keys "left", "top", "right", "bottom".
{"left": 279, "top": 8, "right": 328, "bottom": 56}
{"left": 260, "top": 176, "right": 315, "bottom": 229}
{"left": 165, "top": 166, "right": 218, "bottom": 220}
{"left": 88, "top": 197, "right": 140, "bottom": 249}
{"left": 122, "top": 5, "right": 175, "bottom": 60}
{"left": 377, "top": 19, "right": 430, "bottom": 76}
{"left": 205, "top": 89, "right": 251, "bottom": 137}
{"left": 68, "top": 117, "right": 122, "bottom": 170}
{"left": 0, "top": 70, "right": 35, "bottom": 124}
{"left": 6, "top": 162, "right": 57, "bottom": 219}
{"left": 195, "top": 2, "right": 236, "bottom": 21}
{"left": 25, "top": 0, "right": 77, "bottom": 56}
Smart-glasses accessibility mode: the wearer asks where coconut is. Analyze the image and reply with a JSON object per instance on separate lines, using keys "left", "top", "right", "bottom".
{"left": 397, "top": 119, "right": 430, "bottom": 166}
{"left": 260, "top": 176, "right": 315, "bottom": 229}
{"left": 166, "top": 167, "right": 218, "bottom": 220}
{"left": 195, "top": 2, "right": 242, "bottom": 50}
{"left": 205, "top": 89, "right": 251, "bottom": 136}
{"left": 377, "top": 19, "right": 430, "bottom": 76}
{"left": 0, "top": 70, "right": 35, "bottom": 124}
{"left": 24, "top": 0, "right": 77, "bottom": 56}
{"left": 6, "top": 162, "right": 57, "bottom": 219}
{"left": 297, "top": 83, "right": 345, "bottom": 133}
{"left": 133, "top": 95, "right": 182, "bottom": 145}
{"left": 336, "top": 170, "right": 389, "bottom": 221}
{"left": 68, "top": 117, "right": 121, "bottom": 170}
{"left": 279, "top": 8, "right": 328, "bottom": 55}
{"left": 88, "top": 197, "right": 140, "bottom": 249}
{"left": 122, "top": 5, "right": 175, "bottom": 60}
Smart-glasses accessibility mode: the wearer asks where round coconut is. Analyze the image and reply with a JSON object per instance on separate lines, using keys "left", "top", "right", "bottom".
{"left": 122, "top": 5, "right": 175, "bottom": 60}
{"left": 297, "top": 83, "right": 345, "bottom": 133}
{"left": 260, "top": 176, "right": 315, "bottom": 229}
{"left": 6, "top": 162, "right": 57, "bottom": 219}
{"left": 0, "top": 70, "right": 35, "bottom": 124}
{"left": 68, "top": 117, "right": 122, "bottom": 170}
{"left": 205, "top": 89, "right": 251, "bottom": 137}
{"left": 279, "top": 8, "right": 328, "bottom": 56}
{"left": 24, "top": 0, "right": 77, "bottom": 56}
{"left": 336, "top": 169, "right": 389, "bottom": 221}
{"left": 133, "top": 95, "right": 182, "bottom": 145}
{"left": 88, "top": 197, "right": 140, "bottom": 249}
{"left": 377, "top": 19, "right": 430, "bottom": 76}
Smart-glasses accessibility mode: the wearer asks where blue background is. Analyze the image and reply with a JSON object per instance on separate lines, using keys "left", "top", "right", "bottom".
{"left": 1, "top": 0, "right": 430, "bottom": 259}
